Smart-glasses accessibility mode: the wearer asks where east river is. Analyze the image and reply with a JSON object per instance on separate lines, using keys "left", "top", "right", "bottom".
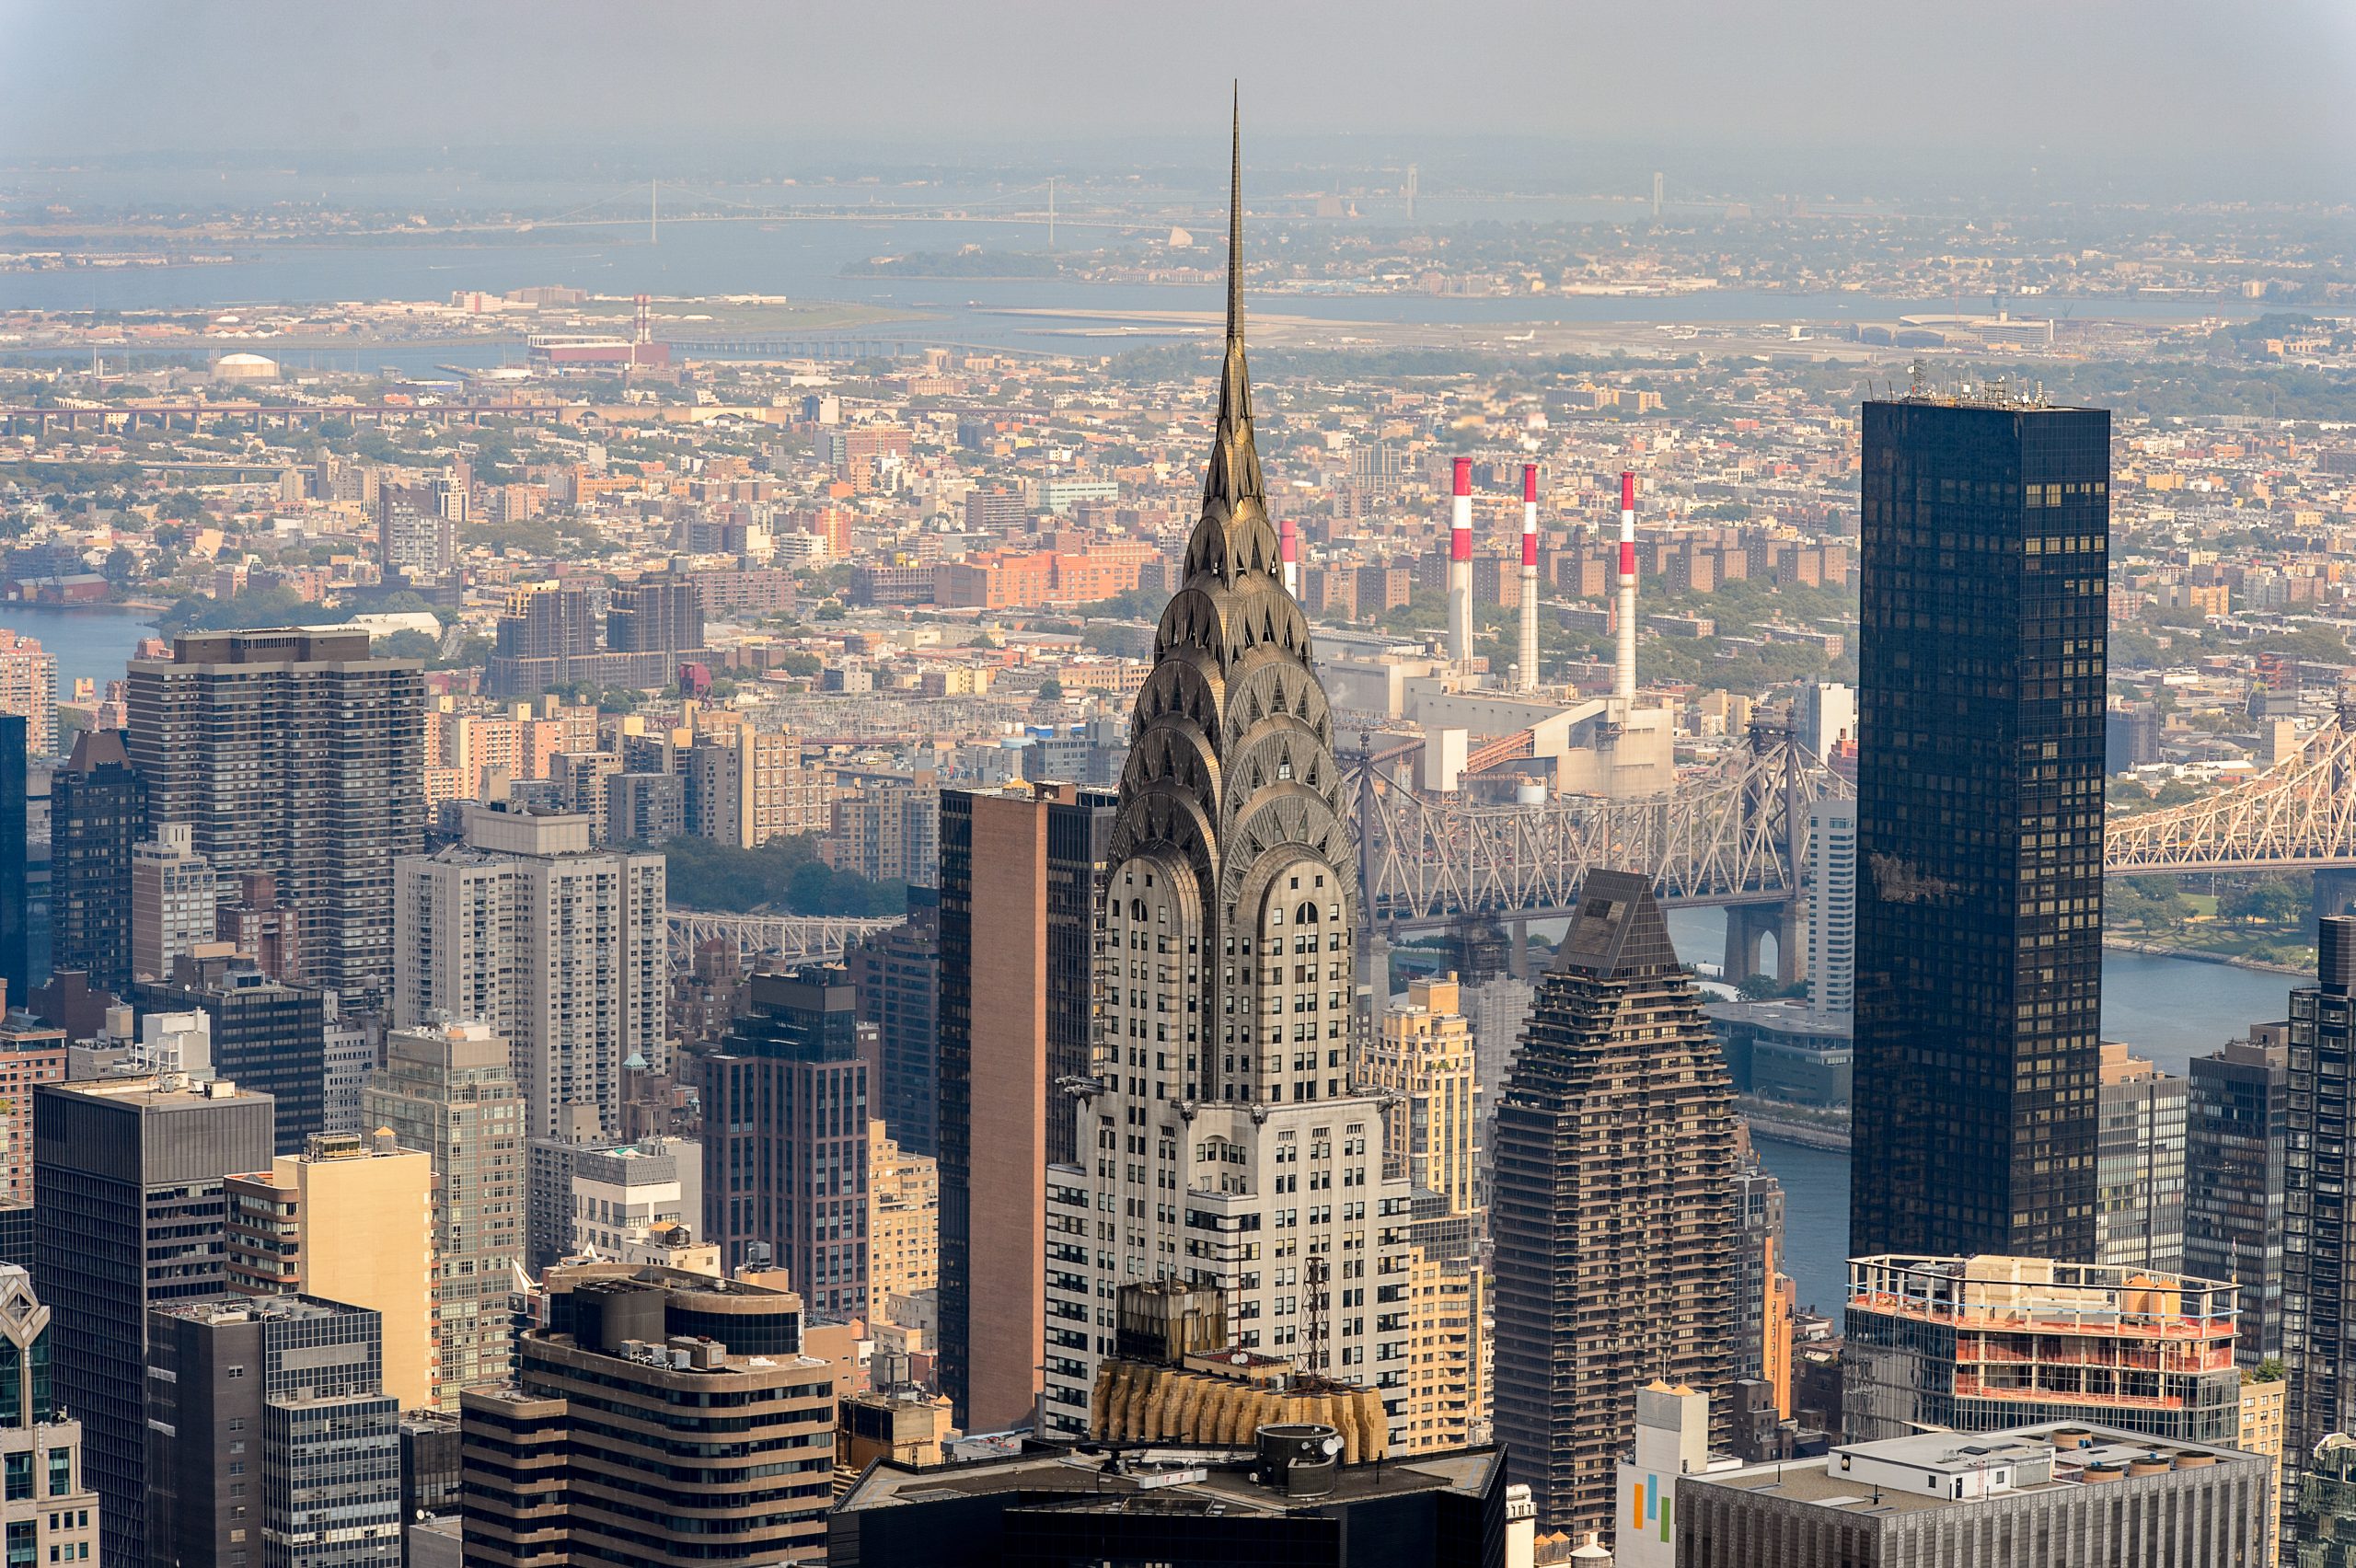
{"left": 1662, "top": 908, "right": 2296, "bottom": 1316}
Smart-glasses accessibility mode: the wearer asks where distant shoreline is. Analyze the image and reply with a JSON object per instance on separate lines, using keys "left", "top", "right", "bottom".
{"left": 2102, "top": 934, "right": 2308, "bottom": 976}
{"left": 0, "top": 600, "right": 162, "bottom": 616}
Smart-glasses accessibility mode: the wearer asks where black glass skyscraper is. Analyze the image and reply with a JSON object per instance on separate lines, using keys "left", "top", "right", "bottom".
{"left": 35, "top": 1077, "right": 276, "bottom": 1568}
{"left": 2287, "top": 918, "right": 2356, "bottom": 1509}
{"left": 1849, "top": 394, "right": 2110, "bottom": 1262}
{"left": 0, "top": 715, "right": 29, "bottom": 1009}
{"left": 49, "top": 728, "right": 144, "bottom": 995}
{"left": 2187, "top": 1035, "right": 2287, "bottom": 1366}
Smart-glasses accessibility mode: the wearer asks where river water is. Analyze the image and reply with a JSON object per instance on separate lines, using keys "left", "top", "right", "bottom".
{"left": 0, "top": 603, "right": 156, "bottom": 694}
{"left": 0, "top": 197, "right": 2240, "bottom": 362}
{"left": 1659, "top": 907, "right": 2298, "bottom": 1317}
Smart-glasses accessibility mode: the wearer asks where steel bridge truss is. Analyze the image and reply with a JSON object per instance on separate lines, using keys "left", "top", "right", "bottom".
{"left": 2105, "top": 706, "right": 2356, "bottom": 874}
{"left": 660, "top": 712, "right": 2356, "bottom": 964}
{"left": 666, "top": 912, "right": 899, "bottom": 969}
{"left": 1346, "top": 724, "right": 1853, "bottom": 930}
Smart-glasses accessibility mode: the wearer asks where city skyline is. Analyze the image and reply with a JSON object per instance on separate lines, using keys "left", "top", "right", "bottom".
{"left": 0, "top": 31, "right": 2349, "bottom": 1563}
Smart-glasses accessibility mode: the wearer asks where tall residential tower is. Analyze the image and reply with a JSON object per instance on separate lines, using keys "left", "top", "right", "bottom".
{"left": 393, "top": 804, "right": 665, "bottom": 1140}
{"left": 364, "top": 1020, "right": 525, "bottom": 1406}
{"left": 1489, "top": 869, "right": 1738, "bottom": 1531}
{"left": 2288, "top": 918, "right": 2356, "bottom": 1498}
{"left": 1849, "top": 394, "right": 2110, "bottom": 1260}
{"left": 124, "top": 629, "right": 424, "bottom": 1001}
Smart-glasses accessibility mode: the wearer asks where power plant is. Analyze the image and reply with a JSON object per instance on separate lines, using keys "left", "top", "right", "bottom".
{"left": 1311, "top": 457, "right": 1675, "bottom": 807}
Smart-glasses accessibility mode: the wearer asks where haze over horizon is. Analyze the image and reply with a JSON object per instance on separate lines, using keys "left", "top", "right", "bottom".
{"left": 5, "top": 0, "right": 2356, "bottom": 202}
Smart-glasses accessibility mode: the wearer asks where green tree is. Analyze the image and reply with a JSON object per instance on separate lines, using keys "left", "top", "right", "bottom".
{"left": 2220, "top": 876, "right": 2307, "bottom": 928}
{"left": 643, "top": 832, "right": 907, "bottom": 917}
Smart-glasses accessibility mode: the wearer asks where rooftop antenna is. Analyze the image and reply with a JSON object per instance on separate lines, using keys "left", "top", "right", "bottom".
{"left": 1908, "top": 359, "right": 1927, "bottom": 398}
{"left": 1303, "top": 1253, "right": 1330, "bottom": 1377}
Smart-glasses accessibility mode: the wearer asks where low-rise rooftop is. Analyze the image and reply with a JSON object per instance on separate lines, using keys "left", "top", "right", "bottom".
{"left": 837, "top": 1442, "right": 1502, "bottom": 1518}
{"left": 1693, "top": 1422, "right": 2263, "bottom": 1520}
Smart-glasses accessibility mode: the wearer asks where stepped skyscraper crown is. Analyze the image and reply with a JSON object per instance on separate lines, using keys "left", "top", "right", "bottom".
{"left": 1043, "top": 112, "right": 1413, "bottom": 1442}
{"left": 1105, "top": 93, "right": 1356, "bottom": 1108}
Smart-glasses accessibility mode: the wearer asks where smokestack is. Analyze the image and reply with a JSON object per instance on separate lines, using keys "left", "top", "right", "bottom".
{"left": 1449, "top": 457, "right": 1473, "bottom": 675}
{"left": 1616, "top": 470, "right": 1638, "bottom": 709}
{"left": 1519, "top": 464, "right": 1540, "bottom": 693}
{"left": 1279, "top": 517, "right": 1299, "bottom": 599}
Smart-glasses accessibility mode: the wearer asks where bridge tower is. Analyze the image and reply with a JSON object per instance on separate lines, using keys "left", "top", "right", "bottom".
{"left": 2316, "top": 868, "right": 2356, "bottom": 927}
{"left": 1724, "top": 718, "right": 1805, "bottom": 986}
{"left": 1724, "top": 903, "right": 1798, "bottom": 986}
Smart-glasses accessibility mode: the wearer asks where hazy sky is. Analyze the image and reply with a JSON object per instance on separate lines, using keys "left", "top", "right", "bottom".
{"left": 6, "top": 1, "right": 2355, "bottom": 198}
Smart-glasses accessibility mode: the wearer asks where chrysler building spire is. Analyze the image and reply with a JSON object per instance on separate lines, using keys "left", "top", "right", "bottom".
{"left": 1204, "top": 85, "right": 1265, "bottom": 513}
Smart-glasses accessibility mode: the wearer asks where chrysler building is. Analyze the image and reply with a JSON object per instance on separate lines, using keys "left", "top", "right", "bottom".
{"left": 1043, "top": 106, "right": 1413, "bottom": 1437}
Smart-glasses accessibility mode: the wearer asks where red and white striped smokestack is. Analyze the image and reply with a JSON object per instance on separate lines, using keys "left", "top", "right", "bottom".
{"left": 1615, "top": 470, "right": 1638, "bottom": 709}
{"left": 1520, "top": 465, "right": 1540, "bottom": 569}
{"left": 1278, "top": 516, "right": 1299, "bottom": 599}
{"left": 1448, "top": 457, "right": 1473, "bottom": 674}
{"left": 1519, "top": 463, "right": 1540, "bottom": 692}
{"left": 1451, "top": 458, "right": 1474, "bottom": 561}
